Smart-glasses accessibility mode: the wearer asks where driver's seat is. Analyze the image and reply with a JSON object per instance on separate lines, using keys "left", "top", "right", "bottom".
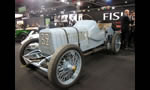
{"left": 97, "top": 23, "right": 112, "bottom": 31}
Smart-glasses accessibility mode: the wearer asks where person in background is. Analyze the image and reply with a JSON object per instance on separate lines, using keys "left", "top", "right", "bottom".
{"left": 120, "top": 9, "right": 131, "bottom": 49}
{"left": 128, "top": 11, "right": 135, "bottom": 48}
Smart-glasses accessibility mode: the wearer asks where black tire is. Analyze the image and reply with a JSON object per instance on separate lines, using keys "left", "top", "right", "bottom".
{"left": 18, "top": 33, "right": 28, "bottom": 42}
{"left": 19, "top": 38, "right": 39, "bottom": 65}
{"left": 111, "top": 32, "right": 121, "bottom": 54}
{"left": 48, "top": 44, "right": 83, "bottom": 88}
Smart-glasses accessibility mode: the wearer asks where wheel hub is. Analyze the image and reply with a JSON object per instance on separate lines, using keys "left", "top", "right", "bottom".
{"left": 64, "top": 61, "right": 77, "bottom": 72}
{"left": 72, "top": 65, "right": 76, "bottom": 71}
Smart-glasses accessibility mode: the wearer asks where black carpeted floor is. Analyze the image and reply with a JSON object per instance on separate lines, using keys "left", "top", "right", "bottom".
{"left": 15, "top": 43, "right": 135, "bottom": 90}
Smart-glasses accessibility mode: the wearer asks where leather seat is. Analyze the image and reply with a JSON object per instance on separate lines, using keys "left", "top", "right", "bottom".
{"left": 97, "top": 23, "right": 112, "bottom": 31}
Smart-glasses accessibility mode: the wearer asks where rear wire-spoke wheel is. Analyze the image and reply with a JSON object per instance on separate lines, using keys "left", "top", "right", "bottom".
{"left": 111, "top": 32, "right": 121, "bottom": 53}
{"left": 19, "top": 38, "right": 39, "bottom": 65}
{"left": 48, "top": 45, "right": 83, "bottom": 88}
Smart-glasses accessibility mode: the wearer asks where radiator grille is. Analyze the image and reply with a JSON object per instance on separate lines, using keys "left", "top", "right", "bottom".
{"left": 39, "top": 32, "right": 54, "bottom": 55}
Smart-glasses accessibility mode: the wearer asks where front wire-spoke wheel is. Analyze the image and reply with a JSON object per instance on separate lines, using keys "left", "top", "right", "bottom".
{"left": 48, "top": 45, "right": 83, "bottom": 88}
{"left": 56, "top": 50, "right": 82, "bottom": 85}
{"left": 19, "top": 38, "right": 39, "bottom": 65}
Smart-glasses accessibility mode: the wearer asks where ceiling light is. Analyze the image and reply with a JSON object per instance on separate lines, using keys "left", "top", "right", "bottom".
{"left": 82, "top": 10, "right": 86, "bottom": 12}
{"left": 112, "top": 6, "right": 115, "bottom": 9}
{"left": 61, "top": 0, "right": 65, "bottom": 2}
{"left": 77, "top": 1, "right": 81, "bottom": 6}
{"left": 106, "top": 0, "right": 111, "bottom": 2}
{"left": 105, "top": 0, "right": 112, "bottom": 4}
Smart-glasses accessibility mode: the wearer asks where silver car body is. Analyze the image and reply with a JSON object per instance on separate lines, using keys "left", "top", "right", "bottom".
{"left": 39, "top": 20, "right": 114, "bottom": 55}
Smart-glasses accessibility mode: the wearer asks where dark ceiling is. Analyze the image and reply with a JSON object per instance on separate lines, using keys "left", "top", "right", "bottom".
{"left": 15, "top": 0, "right": 135, "bottom": 8}
{"left": 15, "top": 0, "right": 135, "bottom": 15}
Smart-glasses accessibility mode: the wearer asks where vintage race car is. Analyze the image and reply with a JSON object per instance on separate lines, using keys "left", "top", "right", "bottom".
{"left": 19, "top": 20, "right": 121, "bottom": 88}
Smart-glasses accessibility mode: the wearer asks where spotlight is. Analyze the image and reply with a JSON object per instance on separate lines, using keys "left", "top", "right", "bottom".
{"left": 106, "top": 0, "right": 111, "bottom": 2}
{"left": 105, "top": 0, "right": 112, "bottom": 4}
{"left": 125, "top": 1, "right": 128, "bottom": 4}
{"left": 77, "top": 1, "right": 81, "bottom": 6}
{"left": 82, "top": 10, "right": 86, "bottom": 12}
{"left": 112, "top": 6, "right": 115, "bottom": 9}
{"left": 61, "top": 0, "right": 65, "bottom": 2}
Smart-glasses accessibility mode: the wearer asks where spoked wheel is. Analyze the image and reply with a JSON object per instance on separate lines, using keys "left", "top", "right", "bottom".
{"left": 48, "top": 44, "right": 83, "bottom": 88}
{"left": 111, "top": 32, "right": 121, "bottom": 53}
{"left": 19, "top": 38, "right": 39, "bottom": 65}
